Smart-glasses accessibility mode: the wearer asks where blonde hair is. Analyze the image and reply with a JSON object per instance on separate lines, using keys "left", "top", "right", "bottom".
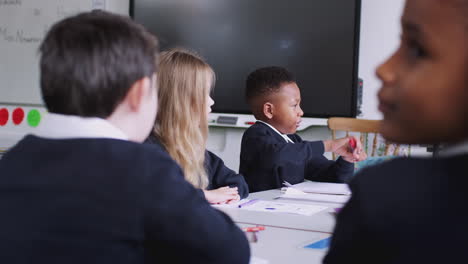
{"left": 154, "top": 48, "right": 215, "bottom": 189}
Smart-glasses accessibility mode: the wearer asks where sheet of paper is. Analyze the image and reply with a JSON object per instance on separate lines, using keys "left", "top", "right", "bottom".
{"left": 283, "top": 181, "right": 351, "bottom": 195}
{"left": 239, "top": 200, "right": 327, "bottom": 216}
{"left": 280, "top": 188, "right": 350, "bottom": 204}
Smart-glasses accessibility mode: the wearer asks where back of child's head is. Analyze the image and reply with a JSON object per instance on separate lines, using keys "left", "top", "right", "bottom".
{"left": 39, "top": 10, "right": 159, "bottom": 118}
{"left": 245, "top": 66, "right": 295, "bottom": 117}
{"left": 154, "top": 48, "right": 214, "bottom": 189}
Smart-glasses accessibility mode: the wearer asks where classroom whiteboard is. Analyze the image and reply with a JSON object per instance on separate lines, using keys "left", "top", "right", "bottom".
{"left": 0, "top": 0, "right": 129, "bottom": 106}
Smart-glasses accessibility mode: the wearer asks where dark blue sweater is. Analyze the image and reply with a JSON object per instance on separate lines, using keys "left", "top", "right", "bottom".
{"left": 239, "top": 122, "right": 354, "bottom": 192}
{"left": 0, "top": 135, "right": 250, "bottom": 264}
{"left": 145, "top": 134, "right": 249, "bottom": 198}
{"left": 324, "top": 154, "right": 468, "bottom": 264}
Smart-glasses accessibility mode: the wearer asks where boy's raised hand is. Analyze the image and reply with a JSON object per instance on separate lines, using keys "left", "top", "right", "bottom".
{"left": 203, "top": 186, "right": 240, "bottom": 204}
{"left": 324, "top": 136, "right": 367, "bottom": 163}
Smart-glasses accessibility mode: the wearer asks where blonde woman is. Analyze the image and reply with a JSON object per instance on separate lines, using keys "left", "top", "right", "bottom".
{"left": 146, "top": 48, "right": 248, "bottom": 204}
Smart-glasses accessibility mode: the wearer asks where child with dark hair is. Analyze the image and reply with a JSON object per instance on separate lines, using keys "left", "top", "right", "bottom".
{"left": 324, "top": 0, "right": 468, "bottom": 263}
{"left": 240, "top": 66, "right": 367, "bottom": 192}
{"left": 0, "top": 11, "right": 249, "bottom": 264}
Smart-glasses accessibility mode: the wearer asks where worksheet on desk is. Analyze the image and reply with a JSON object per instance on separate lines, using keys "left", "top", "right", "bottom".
{"left": 280, "top": 188, "right": 351, "bottom": 204}
{"left": 240, "top": 201, "right": 327, "bottom": 216}
{"left": 284, "top": 181, "right": 351, "bottom": 195}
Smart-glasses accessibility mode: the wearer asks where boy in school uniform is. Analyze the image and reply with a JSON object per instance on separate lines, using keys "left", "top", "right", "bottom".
{"left": 0, "top": 11, "right": 249, "bottom": 264}
{"left": 324, "top": 0, "right": 468, "bottom": 263}
{"left": 239, "top": 66, "right": 366, "bottom": 192}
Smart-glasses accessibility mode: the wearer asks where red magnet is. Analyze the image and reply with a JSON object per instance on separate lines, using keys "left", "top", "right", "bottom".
{"left": 0, "top": 108, "right": 8, "bottom": 126}
{"left": 12, "top": 108, "right": 25, "bottom": 125}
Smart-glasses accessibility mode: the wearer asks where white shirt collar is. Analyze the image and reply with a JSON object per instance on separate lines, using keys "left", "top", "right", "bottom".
{"left": 32, "top": 113, "right": 128, "bottom": 140}
{"left": 257, "top": 120, "right": 294, "bottom": 143}
{"left": 439, "top": 139, "right": 468, "bottom": 157}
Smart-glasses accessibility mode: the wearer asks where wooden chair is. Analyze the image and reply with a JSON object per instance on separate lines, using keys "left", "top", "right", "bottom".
{"left": 327, "top": 117, "right": 401, "bottom": 159}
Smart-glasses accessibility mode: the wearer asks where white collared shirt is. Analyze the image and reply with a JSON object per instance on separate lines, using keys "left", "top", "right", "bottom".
{"left": 32, "top": 113, "right": 128, "bottom": 140}
{"left": 256, "top": 120, "right": 294, "bottom": 143}
{"left": 439, "top": 139, "right": 468, "bottom": 157}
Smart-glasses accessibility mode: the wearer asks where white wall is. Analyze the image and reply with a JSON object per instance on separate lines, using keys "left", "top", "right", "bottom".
{"left": 208, "top": 0, "right": 407, "bottom": 171}
{"left": 358, "top": 0, "right": 405, "bottom": 119}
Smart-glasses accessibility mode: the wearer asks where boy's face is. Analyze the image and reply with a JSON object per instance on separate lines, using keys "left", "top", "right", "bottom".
{"left": 376, "top": 0, "right": 468, "bottom": 144}
{"left": 268, "top": 82, "right": 304, "bottom": 134}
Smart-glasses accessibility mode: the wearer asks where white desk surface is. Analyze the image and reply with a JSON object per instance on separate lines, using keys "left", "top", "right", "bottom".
{"left": 222, "top": 189, "right": 346, "bottom": 264}
{"left": 218, "top": 189, "right": 343, "bottom": 233}
{"left": 239, "top": 223, "right": 330, "bottom": 264}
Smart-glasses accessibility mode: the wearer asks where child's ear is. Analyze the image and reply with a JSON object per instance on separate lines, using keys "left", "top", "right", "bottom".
{"left": 263, "top": 102, "right": 274, "bottom": 119}
{"left": 126, "top": 77, "right": 152, "bottom": 112}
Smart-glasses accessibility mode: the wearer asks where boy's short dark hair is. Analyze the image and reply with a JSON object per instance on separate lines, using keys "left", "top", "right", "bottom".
{"left": 245, "top": 66, "right": 295, "bottom": 105}
{"left": 39, "top": 10, "right": 159, "bottom": 118}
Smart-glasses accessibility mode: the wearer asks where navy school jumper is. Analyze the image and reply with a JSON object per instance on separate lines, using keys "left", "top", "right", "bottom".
{"left": 0, "top": 135, "right": 250, "bottom": 264}
{"left": 239, "top": 121, "right": 354, "bottom": 192}
{"left": 324, "top": 154, "right": 468, "bottom": 264}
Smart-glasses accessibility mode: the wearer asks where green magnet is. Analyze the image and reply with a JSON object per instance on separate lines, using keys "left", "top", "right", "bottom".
{"left": 27, "top": 109, "right": 42, "bottom": 127}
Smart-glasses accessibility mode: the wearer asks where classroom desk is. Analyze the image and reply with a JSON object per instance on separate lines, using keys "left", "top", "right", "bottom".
{"left": 218, "top": 189, "right": 343, "bottom": 233}
{"left": 240, "top": 223, "right": 330, "bottom": 264}
{"left": 215, "top": 189, "right": 347, "bottom": 264}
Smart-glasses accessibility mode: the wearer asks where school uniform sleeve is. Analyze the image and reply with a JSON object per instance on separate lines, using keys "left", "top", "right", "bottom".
{"left": 205, "top": 151, "right": 249, "bottom": 198}
{"left": 304, "top": 154, "right": 354, "bottom": 183}
{"left": 290, "top": 133, "right": 354, "bottom": 183}
{"left": 142, "top": 147, "right": 250, "bottom": 264}
{"left": 241, "top": 126, "right": 325, "bottom": 164}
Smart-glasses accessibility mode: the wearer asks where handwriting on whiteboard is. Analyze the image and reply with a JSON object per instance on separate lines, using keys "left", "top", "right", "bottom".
{"left": 0, "top": 0, "right": 22, "bottom": 7}
{"left": 0, "top": 2, "right": 86, "bottom": 44}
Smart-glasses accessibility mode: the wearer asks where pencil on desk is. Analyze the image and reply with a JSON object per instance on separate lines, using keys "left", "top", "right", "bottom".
{"left": 251, "top": 231, "right": 258, "bottom": 243}
{"left": 238, "top": 198, "right": 260, "bottom": 208}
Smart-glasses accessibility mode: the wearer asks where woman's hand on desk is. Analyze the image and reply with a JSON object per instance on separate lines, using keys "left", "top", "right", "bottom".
{"left": 203, "top": 186, "right": 240, "bottom": 204}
